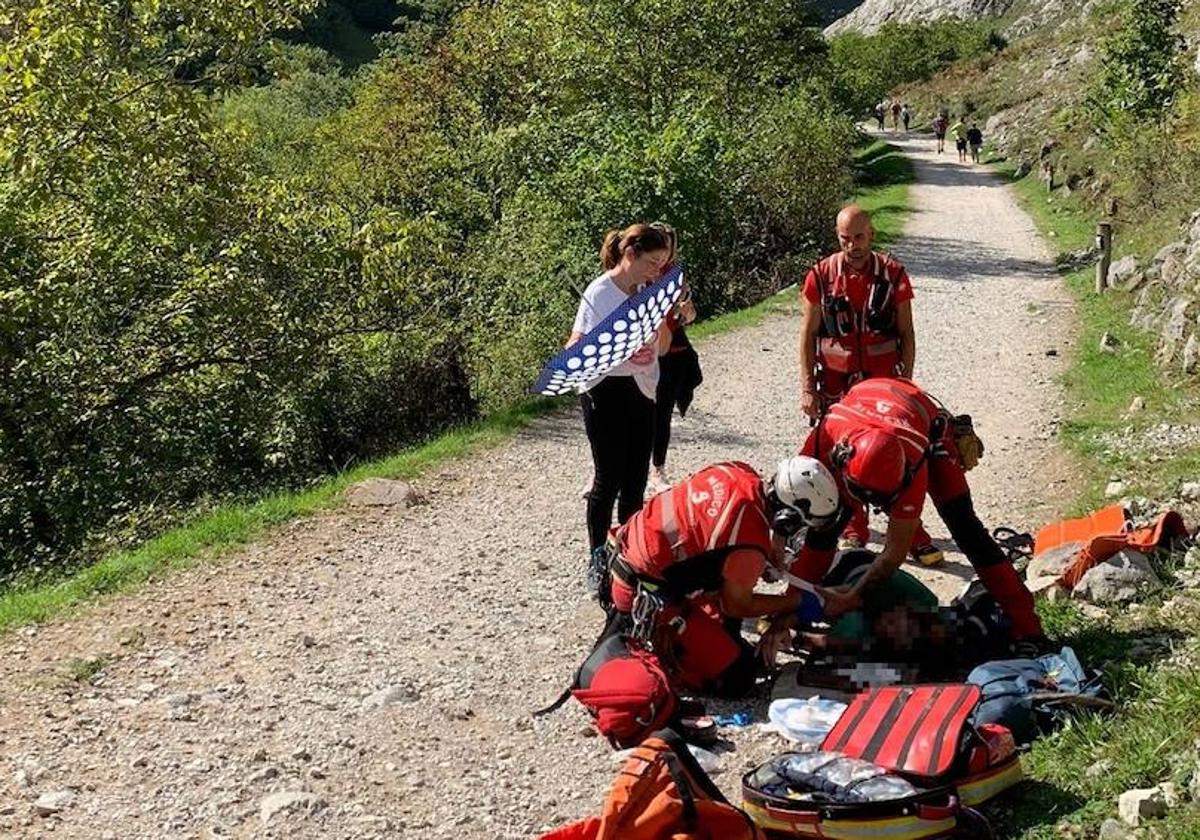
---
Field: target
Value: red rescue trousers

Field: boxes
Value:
[611,579,756,697]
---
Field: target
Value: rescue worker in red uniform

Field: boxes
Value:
[789,377,1044,650]
[799,205,942,567]
[608,458,839,697]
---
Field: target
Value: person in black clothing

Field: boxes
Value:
[967,123,984,164]
[570,224,674,570]
[648,224,702,493]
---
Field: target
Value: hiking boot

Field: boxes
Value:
[910,543,945,567]
[585,546,607,600]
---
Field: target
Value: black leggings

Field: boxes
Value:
[581,376,655,551]
[651,353,686,468]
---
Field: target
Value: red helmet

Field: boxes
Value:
[839,428,907,508]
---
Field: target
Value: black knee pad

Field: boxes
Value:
[711,645,758,699]
[934,493,1006,568]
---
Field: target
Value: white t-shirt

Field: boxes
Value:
[572,272,659,400]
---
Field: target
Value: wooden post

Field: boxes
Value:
[1095,221,1112,294]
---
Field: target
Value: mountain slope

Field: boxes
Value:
[825,0,1014,35]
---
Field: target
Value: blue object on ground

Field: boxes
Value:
[714,710,753,727]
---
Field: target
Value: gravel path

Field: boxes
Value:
[0,133,1075,839]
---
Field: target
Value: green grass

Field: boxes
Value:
[853,138,916,247]
[0,137,913,633]
[65,655,110,684]
[985,154,1200,840]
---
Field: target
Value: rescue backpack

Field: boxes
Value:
[535,630,680,749]
[538,729,765,840]
[743,685,1020,839]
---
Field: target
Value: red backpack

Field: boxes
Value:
[537,633,679,749]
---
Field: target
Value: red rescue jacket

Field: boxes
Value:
[618,462,772,596]
[813,252,905,379]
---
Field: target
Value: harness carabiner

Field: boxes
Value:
[630,584,666,647]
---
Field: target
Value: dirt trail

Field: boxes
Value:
[0,133,1074,839]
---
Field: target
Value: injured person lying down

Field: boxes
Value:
[763,548,1026,689]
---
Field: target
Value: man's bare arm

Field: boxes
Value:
[800,296,822,417]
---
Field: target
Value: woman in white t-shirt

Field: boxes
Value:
[569,223,673,564]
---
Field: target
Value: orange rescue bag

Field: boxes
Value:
[536,729,764,840]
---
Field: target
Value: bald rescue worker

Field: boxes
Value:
[799,205,941,566]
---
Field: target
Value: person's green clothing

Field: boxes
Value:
[949,122,965,142]
[828,569,938,641]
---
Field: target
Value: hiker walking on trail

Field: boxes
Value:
[648,223,702,495]
[789,377,1046,653]
[873,101,885,131]
[901,104,911,132]
[932,112,948,154]
[890,101,901,131]
[950,117,968,163]
[570,224,674,562]
[798,205,941,567]
[967,122,984,164]
[605,458,839,697]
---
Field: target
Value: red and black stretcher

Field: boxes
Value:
[743,684,1022,839]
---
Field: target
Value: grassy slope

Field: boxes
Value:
[893,14,1200,830]
[987,162,1200,839]
[0,136,914,633]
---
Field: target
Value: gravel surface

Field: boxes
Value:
[0,133,1076,838]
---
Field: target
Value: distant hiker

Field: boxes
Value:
[890,101,901,130]
[790,377,1046,654]
[873,101,885,130]
[647,223,701,494]
[901,104,911,132]
[798,205,941,568]
[570,224,674,580]
[932,112,948,154]
[967,123,984,163]
[605,458,839,696]
[950,118,968,163]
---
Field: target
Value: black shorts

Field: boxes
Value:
[935,131,946,140]
[956,139,968,151]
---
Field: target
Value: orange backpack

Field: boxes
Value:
[538,729,765,840]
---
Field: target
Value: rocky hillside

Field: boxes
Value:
[824,0,1013,35]
[1126,212,1200,376]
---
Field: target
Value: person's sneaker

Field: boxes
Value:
[838,534,865,551]
[648,466,672,495]
[910,543,945,567]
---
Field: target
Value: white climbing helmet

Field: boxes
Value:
[770,456,840,529]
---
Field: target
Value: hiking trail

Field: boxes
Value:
[0,133,1075,839]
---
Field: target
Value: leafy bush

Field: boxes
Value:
[1088,0,1188,132]
[0,0,874,575]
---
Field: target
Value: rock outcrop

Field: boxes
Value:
[825,0,1013,35]
[1128,212,1200,376]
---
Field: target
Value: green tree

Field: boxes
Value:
[1088,0,1187,131]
